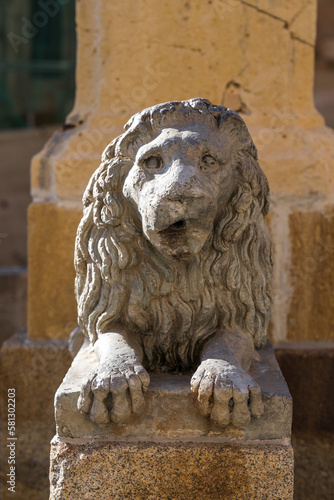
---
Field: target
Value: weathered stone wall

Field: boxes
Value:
[28,0,334,346]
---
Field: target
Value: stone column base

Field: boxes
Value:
[49,437,293,500]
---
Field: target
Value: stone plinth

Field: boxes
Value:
[51,342,293,499]
[49,438,294,500]
[55,341,292,440]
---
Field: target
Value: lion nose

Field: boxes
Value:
[164,163,203,202]
[152,163,205,232]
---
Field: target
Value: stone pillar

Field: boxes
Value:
[28,0,334,345]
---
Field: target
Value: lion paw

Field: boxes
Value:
[191,359,264,428]
[77,359,150,426]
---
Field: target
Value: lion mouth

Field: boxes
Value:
[152,217,211,259]
[157,218,190,257]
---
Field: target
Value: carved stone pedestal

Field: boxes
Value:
[50,342,294,499]
[50,438,293,500]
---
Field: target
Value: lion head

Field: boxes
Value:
[75,98,273,372]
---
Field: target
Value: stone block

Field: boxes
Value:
[88,0,320,127]
[287,209,334,341]
[0,333,72,500]
[31,129,115,201]
[28,202,81,340]
[55,341,292,440]
[49,438,294,500]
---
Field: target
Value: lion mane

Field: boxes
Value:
[74,99,273,372]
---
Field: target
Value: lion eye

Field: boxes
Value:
[200,154,219,172]
[143,155,162,172]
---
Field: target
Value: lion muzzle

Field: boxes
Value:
[144,195,216,259]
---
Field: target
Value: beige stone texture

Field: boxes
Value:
[28,0,334,345]
[287,209,334,341]
[0,333,72,500]
[49,438,294,500]
[28,203,81,339]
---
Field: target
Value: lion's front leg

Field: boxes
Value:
[191,330,264,428]
[77,331,150,426]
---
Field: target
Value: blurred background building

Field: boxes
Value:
[0,0,75,129]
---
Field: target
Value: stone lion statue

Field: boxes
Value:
[75,98,273,429]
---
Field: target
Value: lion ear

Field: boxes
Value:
[235,154,270,217]
[219,112,258,161]
[101,138,117,161]
[219,112,270,217]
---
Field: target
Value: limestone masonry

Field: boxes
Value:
[28,0,334,346]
